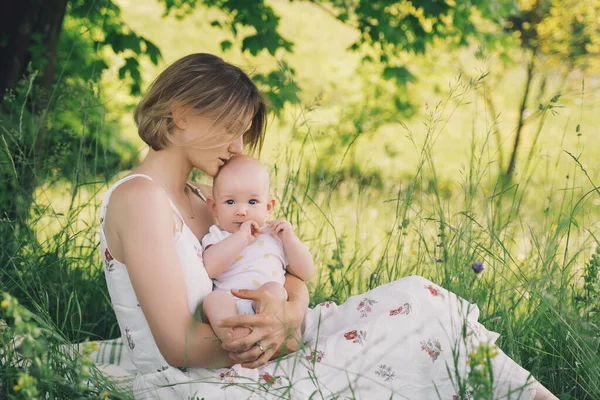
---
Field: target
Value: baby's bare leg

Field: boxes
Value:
[203,291,251,342]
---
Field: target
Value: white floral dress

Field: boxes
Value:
[101,175,536,399]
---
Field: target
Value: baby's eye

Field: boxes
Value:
[225,200,235,205]
[249,199,258,205]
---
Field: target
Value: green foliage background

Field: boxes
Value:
[1,0,600,398]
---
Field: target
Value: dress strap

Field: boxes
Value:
[186,182,207,202]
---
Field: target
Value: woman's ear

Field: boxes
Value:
[266,197,276,214]
[171,106,187,130]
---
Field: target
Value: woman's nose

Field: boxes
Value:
[228,135,244,155]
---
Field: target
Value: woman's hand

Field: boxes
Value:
[217,287,305,368]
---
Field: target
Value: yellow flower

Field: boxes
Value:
[1,299,8,308]
[13,384,21,392]
[100,391,111,400]
[91,341,100,352]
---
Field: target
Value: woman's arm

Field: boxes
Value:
[219,273,309,368]
[110,180,233,368]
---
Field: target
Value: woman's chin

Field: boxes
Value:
[195,164,219,177]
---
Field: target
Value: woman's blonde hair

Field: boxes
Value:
[134,53,267,154]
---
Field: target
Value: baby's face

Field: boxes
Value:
[211,159,273,233]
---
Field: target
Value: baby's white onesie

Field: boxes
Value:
[201,225,287,314]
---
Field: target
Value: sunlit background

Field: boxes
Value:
[1,0,599,398]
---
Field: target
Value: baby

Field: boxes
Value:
[201,155,314,342]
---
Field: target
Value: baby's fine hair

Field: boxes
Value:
[212,155,270,194]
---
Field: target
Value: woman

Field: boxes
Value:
[100,53,556,399]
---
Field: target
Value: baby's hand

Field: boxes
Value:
[239,220,262,245]
[268,219,294,239]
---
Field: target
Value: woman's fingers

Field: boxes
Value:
[218,312,256,329]
[228,343,264,364]
[222,334,258,352]
[241,346,274,369]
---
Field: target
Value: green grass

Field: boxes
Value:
[1,0,600,398]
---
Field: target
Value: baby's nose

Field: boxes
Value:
[236,206,247,216]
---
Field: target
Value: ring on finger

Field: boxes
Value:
[256,341,265,353]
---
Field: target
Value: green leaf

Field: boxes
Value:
[242,35,264,56]
[144,40,162,65]
[220,40,233,52]
[382,66,416,84]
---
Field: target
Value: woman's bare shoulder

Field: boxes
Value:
[109,177,172,222]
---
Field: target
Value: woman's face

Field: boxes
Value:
[176,113,250,177]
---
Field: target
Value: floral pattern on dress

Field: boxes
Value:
[389,302,412,316]
[104,248,115,272]
[420,338,442,362]
[260,372,282,386]
[319,301,334,308]
[193,244,202,259]
[305,350,325,363]
[344,330,367,345]
[453,390,474,400]
[424,284,445,298]
[125,327,135,350]
[465,319,486,338]
[219,368,240,385]
[357,297,378,319]
[374,364,396,381]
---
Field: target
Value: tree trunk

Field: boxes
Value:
[0,0,69,100]
[505,51,536,181]
[0,0,68,229]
